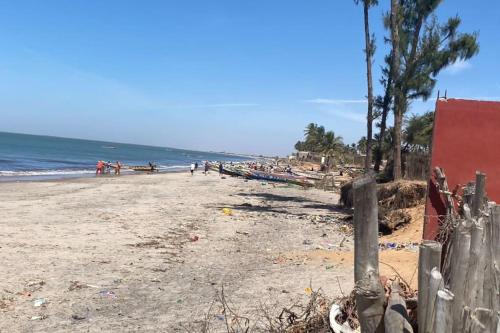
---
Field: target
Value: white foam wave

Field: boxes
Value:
[0,169,95,177]
[157,165,189,170]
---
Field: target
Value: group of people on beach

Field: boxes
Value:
[96,160,121,175]
[190,161,211,175]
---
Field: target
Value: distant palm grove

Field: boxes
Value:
[294,111,434,167]
[294,0,479,180]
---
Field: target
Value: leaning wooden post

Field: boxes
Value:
[384,280,414,333]
[418,240,442,331]
[433,289,454,333]
[353,176,385,333]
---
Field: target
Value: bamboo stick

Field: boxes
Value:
[353,176,384,333]
[418,240,442,331]
[433,289,454,333]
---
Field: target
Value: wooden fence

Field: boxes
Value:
[351,169,499,332]
[404,153,430,181]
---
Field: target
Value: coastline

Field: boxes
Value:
[0,167,190,183]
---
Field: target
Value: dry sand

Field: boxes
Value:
[0,172,419,332]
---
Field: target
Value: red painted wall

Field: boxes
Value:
[424,98,500,239]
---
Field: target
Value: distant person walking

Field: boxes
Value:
[190,163,195,175]
[115,161,121,175]
[218,162,223,176]
[204,162,209,175]
[195,162,198,170]
[96,160,104,175]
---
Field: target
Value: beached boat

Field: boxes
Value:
[245,170,314,186]
[129,165,158,172]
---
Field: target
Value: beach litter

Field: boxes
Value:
[68,280,99,291]
[26,280,45,289]
[33,298,47,307]
[302,239,313,245]
[0,296,15,311]
[378,241,418,251]
[189,235,199,242]
[30,315,48,321]
[98,290,116,298]
[222,208,233,216]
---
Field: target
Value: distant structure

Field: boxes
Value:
[424,98,500,239]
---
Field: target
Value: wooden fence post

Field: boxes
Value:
[418,240,442,331]
[471,171,486,217]
[481,205,499,314]
[353,176,384,333]
[491,205,500,313]
[451,230,472,332]
[423,268,443,333]
[433,289,454,333]
[465,221,485,310]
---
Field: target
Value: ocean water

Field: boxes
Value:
[0,132,250,180]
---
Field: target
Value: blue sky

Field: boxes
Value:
[0,0,499,155]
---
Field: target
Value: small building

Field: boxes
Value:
[424,98,500,239]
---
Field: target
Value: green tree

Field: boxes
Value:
[404,111,434,152]
[389,0,479,179]
[295,124,345,159]
[354,0,378,172]
[357,136,368,154]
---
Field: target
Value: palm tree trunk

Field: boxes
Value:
[390,0,402,180]
[363,1,374,172]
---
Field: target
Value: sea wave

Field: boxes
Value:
[156,164,189,170]
[0,169,95,177]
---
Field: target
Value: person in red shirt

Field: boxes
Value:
[96,160,104,175]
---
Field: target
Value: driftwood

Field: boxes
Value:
[353,176,384,333]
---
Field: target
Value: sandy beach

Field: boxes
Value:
[0,172,418,332]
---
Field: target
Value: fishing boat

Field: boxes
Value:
[129,165,158,172]
[245,169,314,187]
